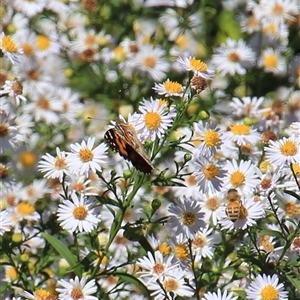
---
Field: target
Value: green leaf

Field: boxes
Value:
[114,272,151,298]
[259,229,283,239]
[286,272,300,293]
[41,233,81,276]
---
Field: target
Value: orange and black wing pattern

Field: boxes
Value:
[104,118,154,174]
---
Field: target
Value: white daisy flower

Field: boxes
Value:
[136,250,179,284]
[176,56,214,79]
[224,123,260,146]
[229,96,265,118]
[20,289,55,300]
[57,193,99,233]
[222,159,260,193]
[0,112,20,153]
[201,289,238,300]
[0,210,13,235]
[148,268,194,300]
[38,147,70,182]
[152,79,184,97]
[265,137,300,168]
[12,0,47,18]
[246,273,288,300]
[211,38,255,76]
[192,226,219,263]
[0,32,23,64]
[258,48,286,75]
[167,196,206,239]
[130,44,170,81]
[192,156,227,194]
[0,79,27,106]
[192,121,225,158]
[130,97,176,142]
[66,137,108,177]
[56,276,98,300]
[218,195,265,230]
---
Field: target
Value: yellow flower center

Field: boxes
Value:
[17,202,35,216]
[22,43,34,56]
[205,197,220,211]
[285,202,299,216]
[181,211,196,226]
[259,161,273,173]
[144,111,162,130]
[164,80,183,93]
[259,236,274,253]
[73,206,88,220]
[204,130,220,147]
[264,23,277,35]
[230,124,251,135]
[85,34,97,47]
[153,263,165,275]
[158,242,171,255]
[55,156,67,169]
[164,277,179,293]
[36,35,51,51]
[291,163,300,176]
[1,35,18,52]
[260,285,279,300]
[143,56,156,68]
[6,266,18,281]
[189,57,208,72]
[203,164,219,179]
[279,140,297,157]
[174,243,189,260]
[19,151,36,168]
[264,54,278,68]
[272,3,284,16]
[71,287,84,300]
[34,289,53,300]
[175,34,188,48]
[113,46,126,62]
[79,148,94,162]
[230,170,245,187]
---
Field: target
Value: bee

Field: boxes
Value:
[225,189,246,222]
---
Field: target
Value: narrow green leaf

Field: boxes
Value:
[259,229,283,239]
[114,272,150,298]
[42,233,81,276]
[286,272,300,293]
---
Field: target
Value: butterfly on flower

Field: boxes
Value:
[104,117,154,173]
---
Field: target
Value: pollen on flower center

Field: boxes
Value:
[0,124,9,137]
[71,287,84,299]
[264,55,278,68]
[153,263,165,275]
[37,97,50,110]
[37,35,50,51]
[204,130,220,147]
[6,266,18,281]
[164,278,179,292]
[272,3,284,16]
[181,211,196,226]
[79,148,94,162]
[1,36,18,52]
[34,289,52,300]
[164,80,183,93]
[190,57,208,72]
[203,164,219,179]
[23,43,34,56]
[174,244,189,260]
[231,124,251,135]
[144,111,162,130]
[55,157,67,170]
[285,202,298,216]
[144,56,156,68]
[158,242,171,255]
[260,285,278,300]
[192,236,206,247]
[205,197,220,211]
[260,178,272,190]
[17,202,35,215]
[228,52,240,62]
[230,170,245,187]
[73,206,88,220]
[280,140,297,156]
